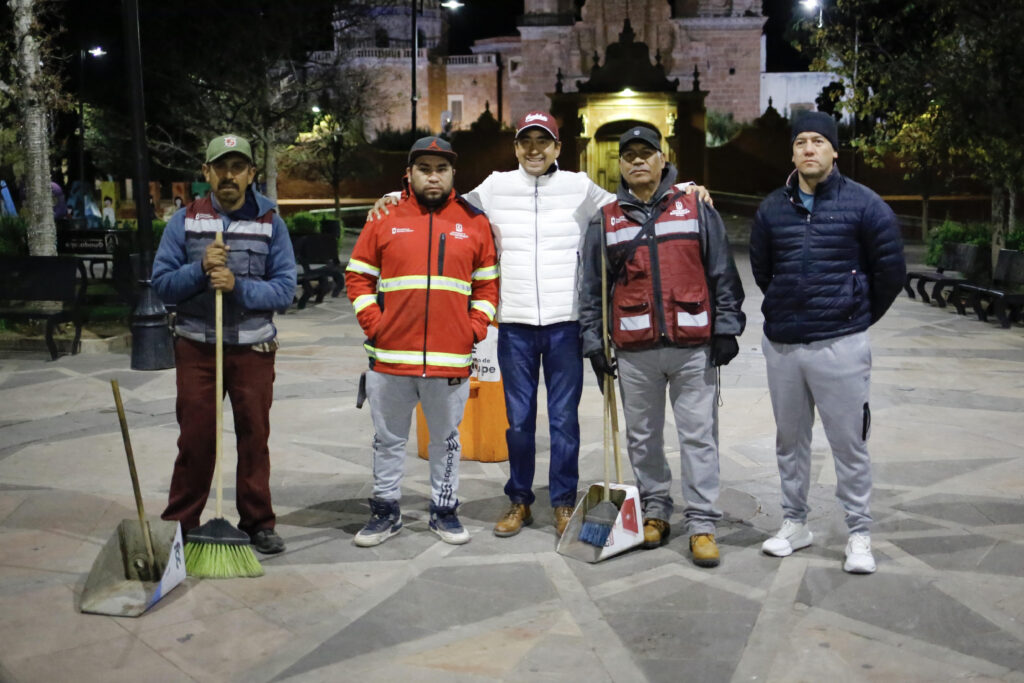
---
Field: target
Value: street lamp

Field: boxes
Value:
[800,0,823,28]
[76,46,106,226]
[410,0,462,134]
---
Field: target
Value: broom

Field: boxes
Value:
[184,232,264,578]
[579,229,621,547]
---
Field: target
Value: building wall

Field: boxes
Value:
[339,0,766,138]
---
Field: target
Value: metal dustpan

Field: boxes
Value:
[80,380,187,617]
[556,482,644,563]
[80,518,186,617]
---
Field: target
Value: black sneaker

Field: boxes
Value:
[429,502,470,545]
[354,498,402,547]
[250,528,285,554]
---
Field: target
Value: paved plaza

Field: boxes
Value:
[0,244,1022,682]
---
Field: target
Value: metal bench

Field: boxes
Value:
[904,242,990,307]
[0,256,88,359]
[951,249,1024,328]
[293,233,345,309]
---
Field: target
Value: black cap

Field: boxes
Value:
[791,111,839,150]
[619,125,662,154]
[408,136,457,164]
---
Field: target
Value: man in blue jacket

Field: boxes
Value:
[152,134,297,555]
[749,112,906,574]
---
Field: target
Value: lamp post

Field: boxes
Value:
[800,0,823,28]
[76,46,106,225]
[410,0,462,134]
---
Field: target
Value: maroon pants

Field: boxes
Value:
[161,337,277,535]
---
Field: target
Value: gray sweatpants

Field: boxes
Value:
[762,331,873,534]
[617,345,721,534]
[365,371,469,508]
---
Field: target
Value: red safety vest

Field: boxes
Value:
[602,191,711,350]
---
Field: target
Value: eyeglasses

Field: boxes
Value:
[210,159,252,176]
[620,148,659,163]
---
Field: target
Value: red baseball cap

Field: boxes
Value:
[515,110,559,141]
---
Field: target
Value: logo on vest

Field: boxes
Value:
[391,226,414,235]
[669,201,691,217]
[449,222,469,239]
[195,213,215,220]
[610,215,631,226]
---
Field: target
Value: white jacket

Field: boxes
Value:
[463,166,614,325]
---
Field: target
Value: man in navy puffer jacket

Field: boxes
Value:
[749,112,906,575]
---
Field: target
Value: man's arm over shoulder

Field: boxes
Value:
[700,203,745,337]
[862,193,907,323]
[152,211,205,305]
[345,216,385,338]
[468,214,499,342]
[578,211,608,358]
[460,172,494,212]
[232,214,297,312]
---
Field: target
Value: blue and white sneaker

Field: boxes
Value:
[354,498,402,547]
[429,502,470,545]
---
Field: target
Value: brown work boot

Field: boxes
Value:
[642,518,670,549]
[690,533,720,568]
[553,506,574,537]
[494,503,533,537]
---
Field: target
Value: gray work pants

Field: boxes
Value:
[365,371,469,508]
[617,345,721,534]
[762,331,873,534]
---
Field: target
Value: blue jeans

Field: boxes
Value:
[498,322,583,507]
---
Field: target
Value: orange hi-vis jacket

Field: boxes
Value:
[346,188,499,378]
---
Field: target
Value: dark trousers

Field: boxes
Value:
[161,337,277,535]
[498,322,583,507]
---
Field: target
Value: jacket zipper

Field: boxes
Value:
[423,211,434,376]
[438,232,446,275]
[533,177,541,325]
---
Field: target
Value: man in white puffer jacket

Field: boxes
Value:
[372,110,706,539]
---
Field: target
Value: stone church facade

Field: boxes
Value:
[338,0,765,138]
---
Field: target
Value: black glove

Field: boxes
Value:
[588,353,618,393]
[709,335,739,367]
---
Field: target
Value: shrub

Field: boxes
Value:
[1005,228,1024,252]
[925,219,990,266]
[0,216,28,256]
[285,211,320,235]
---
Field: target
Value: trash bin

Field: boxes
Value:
[416,324,508,462]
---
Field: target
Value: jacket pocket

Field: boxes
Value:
[228,241,270,277]
[612,295,657,348]
[669,285,711,344]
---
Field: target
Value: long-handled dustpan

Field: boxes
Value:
[80,380,186,617]
[556,233,644,564]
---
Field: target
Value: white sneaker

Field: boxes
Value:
[761,519,813,557]
[843,533,877,574]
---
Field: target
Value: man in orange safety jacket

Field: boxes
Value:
[345,136,499,547]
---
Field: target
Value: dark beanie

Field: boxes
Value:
[791,111,839,150]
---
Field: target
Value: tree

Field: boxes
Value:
[4,0,60,255]
[812,0,1024,259]
[132,1,377,199]
[279,66,379,222]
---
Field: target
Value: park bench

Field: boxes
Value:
[293,233,345,310]
[950,249,1024,328]
[904,242,990,307]
[0,255,88,360]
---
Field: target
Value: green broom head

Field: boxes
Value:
[185,518,264,578]
[578,500,618,547]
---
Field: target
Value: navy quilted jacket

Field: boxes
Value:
[749,168,906,343]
